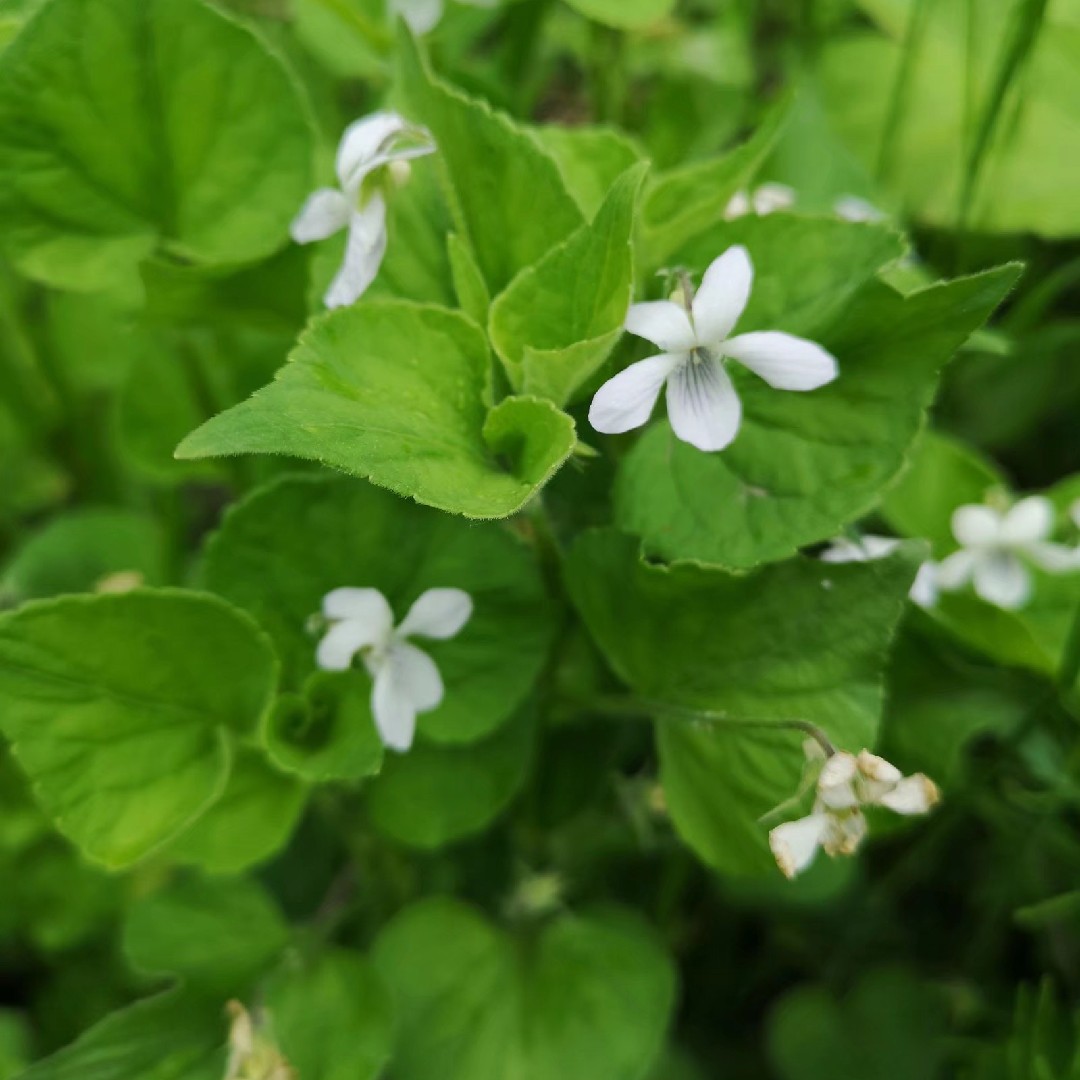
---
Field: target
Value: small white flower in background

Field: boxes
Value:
[769,747,939,880]
[390,0,497,34]
[936,496,1078,610]
[834,194,886,223]
[589,245,838,452]
[724,182,796,220]
[290,112,435,309]
[315,586,472,752]
[818,534,939,607]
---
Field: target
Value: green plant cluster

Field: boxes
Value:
[1,0,1080,1077]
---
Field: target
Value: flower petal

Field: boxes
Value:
[290,188,351,244]
[822,809,867,856]
[951,504,1001,548]
[391,641,444,712]
[324,196,388,309]
[909,562,938,608]
[323,587,394,631]
[690,245,753,344]
[877,774,939,815]
[371,663,417,752]
[589,353,684,435]
[665,357,742,452]
[834,194,885,222]
[1026,542,1080,573]
[769,813,829,879]
[399,588,473,640]
[316,620,376,672]
[723,190,751,220]
[820,535,899,564]
[336,112,408,191]
[390,0,445,33]
[936,549,976,590]
[973,551,1032,610]
[751,183,796,215]
[624,301,697,352]
[1000,495,1053,546]
[817,752,859,809]
[723,331,838,391]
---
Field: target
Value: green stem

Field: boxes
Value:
[569,694,837,756]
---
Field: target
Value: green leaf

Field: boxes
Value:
[175,301,577,519]
[881,628,1036,782]
[372,898,676,1080]
[396,32,582,297]
[615,254,1019,569]
[559,0,674,29]
[163,747,306,874]
[14,991,224,1080]
[201,473,555,743]
[123,875,289,995]
[446,231,490,324]
[489,164,646,408]
[0,590,278,868]
[0,509,166,604]
[767,969,946,1080]
[367,706,534,848]
[639,97,789,268]
[266,675,384,782]
[0,0,314,294]
[879,428,1007,551]
[533,125,644,218]
[565,529,918,874]
[265,950,394,1080]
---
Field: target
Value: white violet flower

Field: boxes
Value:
[390,0,497,35]
[724,182,796,219]
[290,112,435,309]
[819,534,939,607]
[834,194,886,223]
[589,245,839,452]
[315,586,472,752]
[769,748,939,880]
[936,496,1078,610]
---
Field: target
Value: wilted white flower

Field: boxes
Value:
[936,496,1078,610]
[225,1002,294,1080]
[589,246,838,452]
[819,534,939,607]
[769,748,939,879]
[834,194,886,223]
[291,112,435,309]
[315,586,472,752]
[724,183,796,219]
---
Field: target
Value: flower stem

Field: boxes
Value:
[570,693,837,756]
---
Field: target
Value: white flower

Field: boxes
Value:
[819,534,939,607]
[589,246,838,452]
[724,183,796,219]
[769,749,939,879]
[834,194,886,223]
[291,112,435,309]
[315,586,472,752]
[390,0,497,34]
[936,496,1078,610]
[819,535,900,563]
